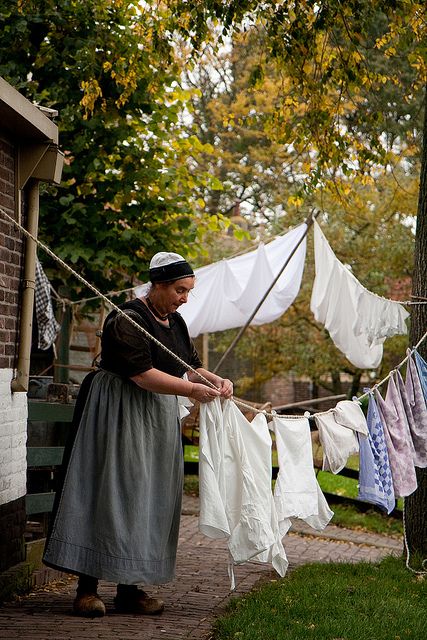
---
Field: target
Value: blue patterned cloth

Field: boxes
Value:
[358,393,395,514]
[414,349,427,404]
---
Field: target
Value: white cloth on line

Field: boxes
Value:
[354,291,409,347]
[198,396,229,539]
[198,398,288,581]
[137,224,307,338]
[313,401,368,474]
[333,400,369,436]
[273,415,334,535]
[310,221,409,369]
[405,351,427,468]
[314,411,360,474]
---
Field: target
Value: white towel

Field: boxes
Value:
[310,221,408,368]
[273,415,333,534]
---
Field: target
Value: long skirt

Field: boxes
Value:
[43,370,183,585]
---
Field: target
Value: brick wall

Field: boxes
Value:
[0,134,28,573]
[0,136,22,369]
[0,497,26,572]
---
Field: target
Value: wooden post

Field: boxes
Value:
[54,286,71,384]
[202,333,209,369]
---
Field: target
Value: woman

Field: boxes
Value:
[43,252,233,617]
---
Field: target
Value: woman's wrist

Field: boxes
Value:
[187,381,195,396]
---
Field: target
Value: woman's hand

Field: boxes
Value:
[217,378,233,399]
[190,383,221,404]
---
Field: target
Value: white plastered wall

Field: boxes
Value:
[0,368,27,506]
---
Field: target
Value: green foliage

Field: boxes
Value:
[186,15,423,392]
[0,0,232,297]
[213,557,427,640]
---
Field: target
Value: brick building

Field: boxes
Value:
[0,77,62,600]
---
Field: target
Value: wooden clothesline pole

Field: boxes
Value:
[213,210,319,374]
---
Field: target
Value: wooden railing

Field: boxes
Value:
[26,399,401,526]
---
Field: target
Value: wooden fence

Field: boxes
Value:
[26,398,401,536]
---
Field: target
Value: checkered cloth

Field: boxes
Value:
[375,378,417,498]
[414,349,427,404]
[35,257,60,350]
[406,352,427,468]
[358,393,395,515]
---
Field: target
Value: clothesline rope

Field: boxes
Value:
[357,327,427,402]
[46,226,302,308]
[2,204,427,420]
[0,206,217,391]
[2,205,323,417]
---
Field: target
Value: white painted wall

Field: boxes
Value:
[0,368,27,506]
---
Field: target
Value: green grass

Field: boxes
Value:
[328,503,402,536]
[212,556,427,640]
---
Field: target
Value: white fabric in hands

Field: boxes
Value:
[198,399,288,579]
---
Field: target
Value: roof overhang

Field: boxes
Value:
[0,76,63,187]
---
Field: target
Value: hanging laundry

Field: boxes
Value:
[198,399,288,581]
[354,293,409,347]
[405,351,427,468]
[374,378,417,498]
[310,221,408,369]
[414,349,427,404]
[358,393,395,515]
[313,400,367,475]
[273,415,333,534]
[333,400,369,435]
[35,257,60,350]
[198,397,229,540]
[135,224,307,337]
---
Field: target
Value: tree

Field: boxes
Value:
[183,25,418,400]
[177,0,427,562]
[0,0,229,297]
[406,84,427,562]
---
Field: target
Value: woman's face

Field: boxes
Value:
[155,277,195,313]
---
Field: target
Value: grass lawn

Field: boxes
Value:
[212,556,427,640]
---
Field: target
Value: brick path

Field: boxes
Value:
[0,496,402,640]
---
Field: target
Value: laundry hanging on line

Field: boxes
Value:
[35,257,61,350]
[134,223,308,338]
[310,220,409,369]
[313,400,368,474]
[374,378,417,498]
[272,414,334,536]
[198,397,333,586]
[358,393,396,515]
[405,350,427,467]
[199,398,289,585]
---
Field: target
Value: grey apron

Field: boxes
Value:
[43,370,183,584]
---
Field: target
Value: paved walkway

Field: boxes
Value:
[0,496,402,640]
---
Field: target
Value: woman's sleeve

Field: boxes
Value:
[104,311,153,376]
[189,341,203,370]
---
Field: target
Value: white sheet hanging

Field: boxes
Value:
[168,224,307,337]
[198,399,288,581]
[273,416,334,535]
[310,221,408,369]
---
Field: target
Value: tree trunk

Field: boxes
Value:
[405,83,427,564]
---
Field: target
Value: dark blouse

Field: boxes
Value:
[99,298,202,378]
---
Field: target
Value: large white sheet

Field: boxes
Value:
[177,223,307,337]
[310,221,409,369]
